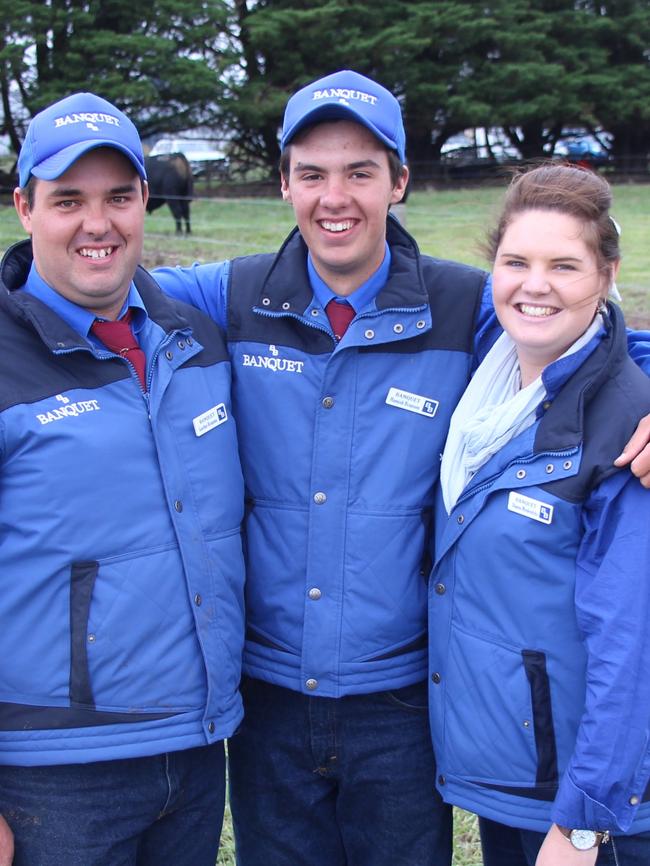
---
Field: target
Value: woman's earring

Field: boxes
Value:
[597,298,608,314]
[608,281,621,301]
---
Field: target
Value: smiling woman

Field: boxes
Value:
[486,165,620,387]
[430,164,650,866]
[491,208,617,386]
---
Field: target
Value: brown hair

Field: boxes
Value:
[20,176,37,209]
[486,163,620,272]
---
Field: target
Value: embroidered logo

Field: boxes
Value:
[385,387,439,418]
[312,88,378,107]
[54,111,121,130]
[507,492,554,525]
[36,395,101,425]
[241,347,304,374]
[193,403,228,437]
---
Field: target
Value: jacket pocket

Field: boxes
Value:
[443,625,540,785]
[419,506,433,581]
[69,561,99,708]
[521,649,559,787]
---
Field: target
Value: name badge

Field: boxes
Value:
[507,491,553,525]
[385,387,439,418]
[193,403,228,437]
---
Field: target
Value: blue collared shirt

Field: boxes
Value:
[22,263,147,343]
[307,243,392,315]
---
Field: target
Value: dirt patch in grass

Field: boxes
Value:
[626,314,650,330]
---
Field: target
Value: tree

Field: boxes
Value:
[580,0,650,163]
[222,0,507,169]
[0,0,232,158]
[220,0,616,169]
[222,0,403,173]
[2,0,647,173]
[439,0,610,159]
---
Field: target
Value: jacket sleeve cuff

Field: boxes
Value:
[551,771,639,833]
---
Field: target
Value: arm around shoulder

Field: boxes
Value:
[617,327,650,484]
[153,260,231,330]
[614,412,650,485]
[472,274,502,364]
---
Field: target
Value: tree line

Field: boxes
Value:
[0,0,648,175]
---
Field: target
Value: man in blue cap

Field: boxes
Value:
[155,68,497,865]
[0,93,246,865]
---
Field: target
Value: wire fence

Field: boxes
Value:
[1,155,647,207]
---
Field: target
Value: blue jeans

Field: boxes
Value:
[0,743,226,866]
[479,816,650,866]
[228,677,452,866]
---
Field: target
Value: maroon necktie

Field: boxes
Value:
[326,299,355,341]
[91,309,147,391]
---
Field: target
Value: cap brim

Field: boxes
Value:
[282,104,398,156]
[30,140,147,183]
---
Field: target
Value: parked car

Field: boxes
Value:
[552,131,611,167]
[440,130,520,163]
[148,138,229,177]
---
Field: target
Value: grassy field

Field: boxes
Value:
[1,181,647,320]
[151,182,649,327]
[0,181,647,865]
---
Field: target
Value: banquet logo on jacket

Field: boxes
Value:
[242,346,305,374]
[36,395,101,425]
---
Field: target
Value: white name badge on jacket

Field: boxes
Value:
[507,491,554,525]
[386,387,439,418]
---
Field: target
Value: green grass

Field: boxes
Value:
[405,184,650,328]
[150,182,647,327]
[1,182,648,865]
[1,183,648,325]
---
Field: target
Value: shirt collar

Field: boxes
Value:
[307,242,392,314]
[22,263,147,338]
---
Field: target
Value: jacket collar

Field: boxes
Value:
[0,239,191,350]
[255,215,429,314]
[534,302,626,453]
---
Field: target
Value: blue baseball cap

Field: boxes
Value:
[281,70,406,163]
[18,92,147,187]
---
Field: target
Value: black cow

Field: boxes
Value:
[144,153,193,234]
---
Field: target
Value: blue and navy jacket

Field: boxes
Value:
[156,219,489,697]
[429,303,650,834]
[0,241,246,766]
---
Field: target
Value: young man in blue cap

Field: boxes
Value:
[155,69,494,865]
[0,93,246,865]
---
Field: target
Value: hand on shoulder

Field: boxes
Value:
[615,412,650,487]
